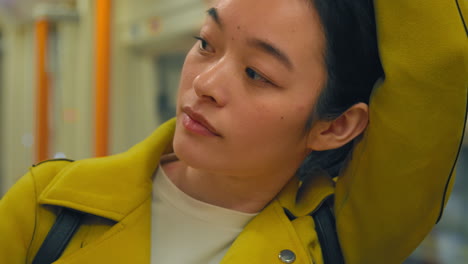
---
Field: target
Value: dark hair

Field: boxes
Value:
[297,0,384,179]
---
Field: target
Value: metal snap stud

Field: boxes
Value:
[279,249,296,263]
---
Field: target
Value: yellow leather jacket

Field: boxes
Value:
[0,0,466,263]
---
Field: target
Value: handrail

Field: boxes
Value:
[95,0,112,157]
[35,19,49,163]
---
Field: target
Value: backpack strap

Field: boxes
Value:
[311,196,345,264]
[32,208,84,264]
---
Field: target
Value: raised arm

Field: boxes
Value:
[335,0,467,263]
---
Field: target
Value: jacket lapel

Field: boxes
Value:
[221,174,335,264]
[221,200,311,264]
[36,119,175,264]
[38,119,176,221]
[54,198,152,264]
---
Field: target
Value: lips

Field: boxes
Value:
[182,106,221,137]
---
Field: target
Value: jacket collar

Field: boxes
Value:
[38,119,176,221]
[277,170,335,217]
[38,118,334,221]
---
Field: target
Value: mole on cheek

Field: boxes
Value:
[237,25,241,30]
[281,116,284,120]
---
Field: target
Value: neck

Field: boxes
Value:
[162,160,293,214]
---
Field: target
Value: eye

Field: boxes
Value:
[245,68,270,83]
[193,36,213,53]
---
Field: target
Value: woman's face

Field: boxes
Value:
[173,0,326,179]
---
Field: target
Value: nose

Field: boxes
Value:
[193,58,230,107]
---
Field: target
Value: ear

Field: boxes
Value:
[307,103,369,151]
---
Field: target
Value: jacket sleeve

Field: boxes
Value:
[335,1,467,263]
[0,171,37,263]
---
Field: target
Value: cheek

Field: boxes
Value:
[179,59,196,90]
[177,54,199,106]
[178,48,203,89]
[232,100,311,143]
[224,102,312,171]
[258,101,311,126]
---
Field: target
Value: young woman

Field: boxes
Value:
[1,0,466,263]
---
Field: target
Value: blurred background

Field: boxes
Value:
[0,0,466,263]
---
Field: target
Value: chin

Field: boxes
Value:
[173,126,218,172]
[173,132,246,177]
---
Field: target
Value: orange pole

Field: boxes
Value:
[95,0,111,157]
[35,19,49,163]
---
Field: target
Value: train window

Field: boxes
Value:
[156,53,185,122]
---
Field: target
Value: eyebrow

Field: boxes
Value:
[248,38,294,72]
[207,7,293,72]
[207,8,222,28]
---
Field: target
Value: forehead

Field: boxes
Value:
[208,0,325,69]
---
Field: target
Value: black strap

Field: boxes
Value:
[311,196,345,264]
[32,208,84,264]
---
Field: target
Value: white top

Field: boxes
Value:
[151,165,257,264]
